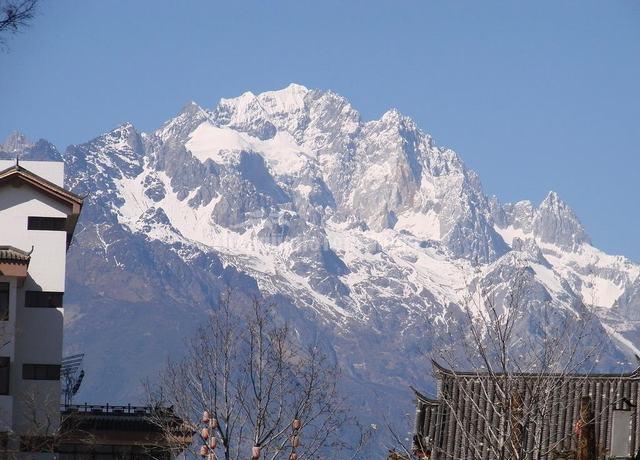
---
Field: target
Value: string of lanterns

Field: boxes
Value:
[199,410,219,459]
[198,410,302,460]
[290,417,301,460]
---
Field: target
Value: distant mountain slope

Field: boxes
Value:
[2,84,640,441]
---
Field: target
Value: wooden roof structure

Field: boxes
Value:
[0,246,31,263]
[413,360,640,459]
[57,404,192,459]
[0,245,31,282]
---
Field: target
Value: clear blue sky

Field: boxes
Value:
[1,1,638,261]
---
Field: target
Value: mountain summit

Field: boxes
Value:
[4,85,639,439]
[1,131,33,153]
[533,191,590,250]
[0,131,62,162]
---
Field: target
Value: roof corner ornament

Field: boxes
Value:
[27,245,34,256]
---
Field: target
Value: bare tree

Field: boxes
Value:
[148,291,359,460]
[0,0,37,45]
[413,267,619,460]
[385,419,425,460]
[0,386,100,460]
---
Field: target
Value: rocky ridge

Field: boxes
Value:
[2,85,640,439]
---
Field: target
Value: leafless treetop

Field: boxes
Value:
[0,0,38,44]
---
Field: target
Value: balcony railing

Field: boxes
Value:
[61,403,153,415]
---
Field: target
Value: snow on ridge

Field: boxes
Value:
[494,225,529,246]
[257,83,309,114]
[100,83,640,357]
[601,322,640,357]
[185,123,252,164]
[541,241,638,309]
[112,161,477,325]
[394,210,442,241]
[494,222,639,310]
[185,121,313,175]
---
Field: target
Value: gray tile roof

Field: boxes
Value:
[0,246,31,263]
[414,361,640,459]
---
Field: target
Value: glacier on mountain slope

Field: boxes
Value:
[2,84,640,444]
[122,84,637,321]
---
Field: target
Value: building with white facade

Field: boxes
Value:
[0,159,82,453]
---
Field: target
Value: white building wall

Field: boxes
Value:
[0,276,17,359]
[0,161,70,440]
[0,161,64,187]
[0,276,16,432]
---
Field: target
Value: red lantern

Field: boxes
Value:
[251,446,261,459]
[209,437,217,449]
[289,454,299,460]
[199,445,209,457]
[292,419,301,430]
[291,435,300,448]
[202,410,210,424]
[201,427,210,440]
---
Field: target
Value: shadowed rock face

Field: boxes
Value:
[1,131,33,154]
[498,192,590,252]
[0,132,62,162]
[533,191,591,250]
[3,85,639,453]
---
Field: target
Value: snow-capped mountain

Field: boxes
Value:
[3,84,640,436]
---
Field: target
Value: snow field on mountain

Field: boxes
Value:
[8,84,640,418]
[186,122,312,175]
[106,84,640,354]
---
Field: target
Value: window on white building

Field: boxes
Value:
[27,216,67,231]
[22,364,61,380]
[24,291,63,308]
[0,283,8,320]
[0,357,9,395]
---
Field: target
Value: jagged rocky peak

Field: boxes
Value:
[532,191,590,250]
[0,131,63,162]
[188,84,359,151]
[156,101,209,144]
[176,85,505,263]
[257,84,311,136]
[110,122,140,144]
[181,100,202,115]
[305,89,360,133]
[496,192,590,252]
[214,90,275,140]
[364,107,470,183]
[257,83,309,116]
[212,84,311,140]
[27,83,640,439]
[502,200,535,232]
[95,122,145,158]
[1,131,34,154]
[58,84,541,266]
[379,107,405,123]
[64,122,145,192]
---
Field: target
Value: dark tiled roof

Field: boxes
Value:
[430,358,640,379]
[59,404,193,448]
[0,245,31,263]
[415,362,640,459]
